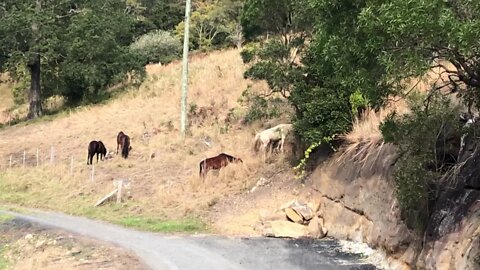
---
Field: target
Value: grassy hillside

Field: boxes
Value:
[0,49,296,232]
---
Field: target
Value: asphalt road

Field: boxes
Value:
[0,209,378,270]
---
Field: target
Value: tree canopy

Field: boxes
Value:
[241,0,480,231]
[0,0,145,117]
[241,0,480,143]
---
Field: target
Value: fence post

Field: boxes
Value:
[9,155,12,168]
[116,180,123,203]
[50,146,54,164]
[22,150,26,168]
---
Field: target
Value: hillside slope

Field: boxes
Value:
[0,49,296,230]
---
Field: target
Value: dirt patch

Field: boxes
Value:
[208,160,303,236]
[0,218,146,270]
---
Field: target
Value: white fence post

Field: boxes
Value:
[9,155,12,168]
[50,146,54,164]
[22,150,26,168]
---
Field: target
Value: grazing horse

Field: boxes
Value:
[199,153,243,178]
[254,124,293,158]
[117,131,132,158]
[87,140,107,165]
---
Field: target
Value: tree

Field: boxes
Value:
[358,0,480,112]
[240,0,316,127]
[176,0,245,50]
[127,0,185,35]
[0,0,145,116]
[130,30,182,65]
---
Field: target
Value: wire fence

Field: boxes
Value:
[2,146,98,182]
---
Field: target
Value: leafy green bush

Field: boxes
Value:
[238,87,285,123]
[290,83,354,144]
[130,30,182,64]
[380,93,462,231]
[240,43,259,64]
[349,89,368,116]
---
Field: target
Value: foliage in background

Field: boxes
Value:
[0,0,146,111]
[243,0,480,232]
[380,93,463,231]
[240,0,314,133]
[130,30,182,65]
[238,87,285,123]
[126,0,185,35]
[9,64,30,105]
[175,0,244,50]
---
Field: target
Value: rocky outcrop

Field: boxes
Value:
[308,141,480,269]
[419,143,480,270]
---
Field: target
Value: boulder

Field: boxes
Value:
[266,220,309,238]
[307,216,327,238]
[259,209,287,222]
[285,208,304,224]
[291,203,314,221]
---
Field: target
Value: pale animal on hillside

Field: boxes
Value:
[254,124,293,159]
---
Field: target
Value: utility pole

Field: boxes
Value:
[180,0,192,139]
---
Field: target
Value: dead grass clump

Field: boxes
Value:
[334,108,398,182]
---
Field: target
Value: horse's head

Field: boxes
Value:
[235,158,243,163]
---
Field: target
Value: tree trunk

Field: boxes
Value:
[27,54,42,119]
[27,0,43,119]
[234,22,243,49]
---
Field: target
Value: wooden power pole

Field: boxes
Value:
[180,0,192,139]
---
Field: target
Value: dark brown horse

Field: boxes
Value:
[87,140,107,165]
[116,131,131,158]
[199,153,243,178]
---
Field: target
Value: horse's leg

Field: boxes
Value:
[116,143,119,155]
[261,143,267,162]
[96,153,99,163]
[280,135,285,153]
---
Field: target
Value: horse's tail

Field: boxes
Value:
[253,133,261,152]
[122,136,130,158]
[199,161,204,178]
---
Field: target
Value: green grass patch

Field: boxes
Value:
[118,216,207,233]
[0,213,13,223]
[0,246,10,270]
[0,168,209,235]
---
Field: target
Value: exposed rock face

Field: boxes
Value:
[309,142,480,269]
[419,143,480,270]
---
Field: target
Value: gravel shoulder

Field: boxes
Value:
[0,217,146,270]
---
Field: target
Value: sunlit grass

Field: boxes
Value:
[118,216,206,233]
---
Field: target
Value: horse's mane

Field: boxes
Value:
[219,153,235,160]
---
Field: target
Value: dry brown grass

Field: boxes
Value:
[0,49,295,228]
[0,74,14,111]
[334,62,458,179]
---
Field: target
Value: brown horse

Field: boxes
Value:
[199,153,243,178]
[116,131,132,158]
[87,140,107,165]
